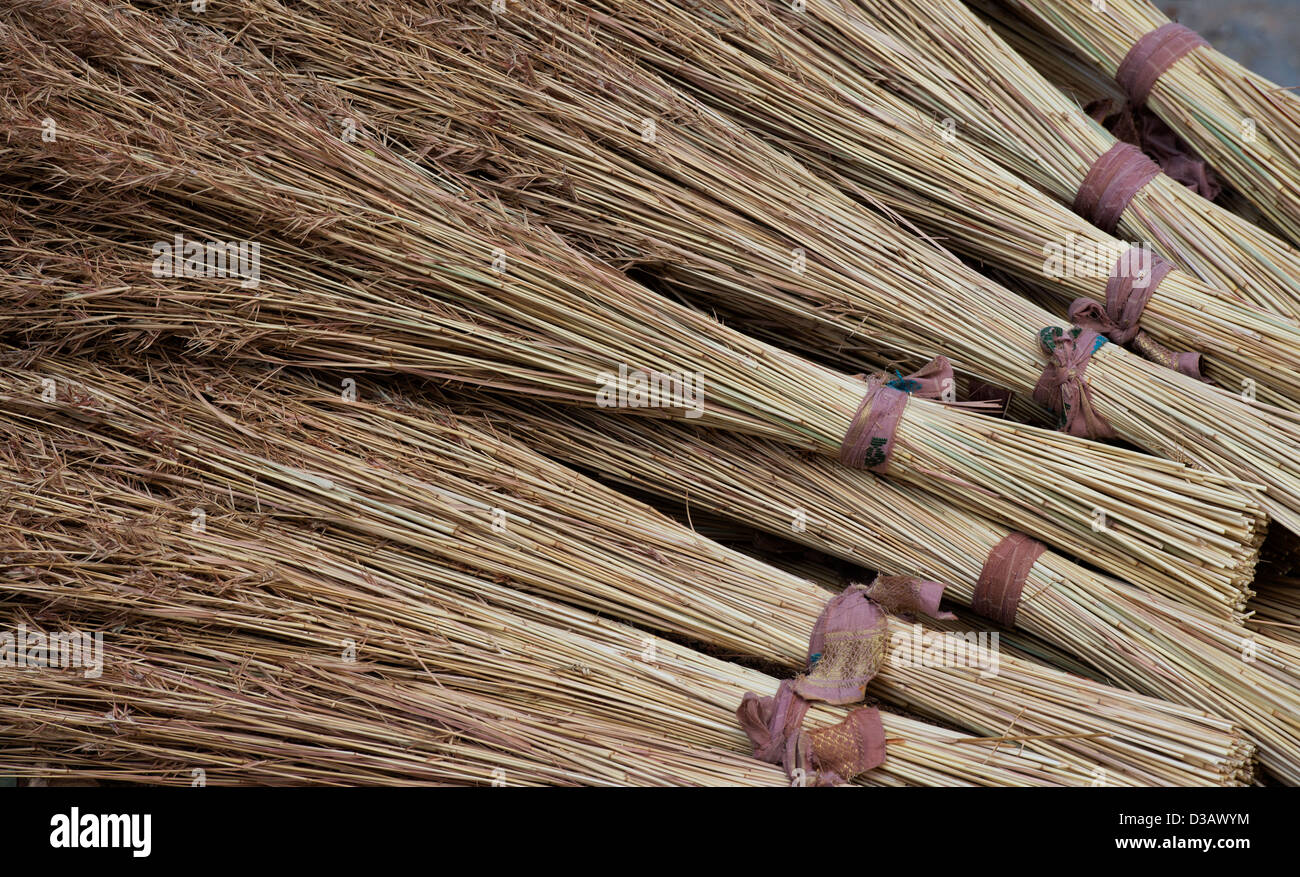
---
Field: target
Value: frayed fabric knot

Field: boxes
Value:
[1033,327,1117,440]
[737,575,953,786]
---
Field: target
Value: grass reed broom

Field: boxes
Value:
[429,390,1300,782]
[3,204,1268,624]
[973,5,1279,237]
[552,0,1300,409]
[44,0,1300,531]
[0,615,801,787]
[641,508,1109,684]
[980,0,1300,247]
[0,209,1265,610]
[744,0,1300,320]
[464,390,1258,622]
[0,35,1273,608]
[165,0,1300,410]
[0,406,1156,787]
[0,350,1257,785]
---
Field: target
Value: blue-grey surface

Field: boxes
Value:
[1165,0,1299,85]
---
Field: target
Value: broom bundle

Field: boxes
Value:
[973,8,1274,236]
[546,0,1300,408]
[739,0,1300,320]
[455,394,1256,621]
[40,0,1300,535]
[0,613,803,787]
[0,9,1273,607]
[2,485,1070,788]
[435,391,1300,782]
[0,349,1260,785]
[152,0,1300,411]
[734,535,1109,684]
[981,0,1300,247]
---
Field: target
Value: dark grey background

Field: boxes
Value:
[1166,0,1299,85]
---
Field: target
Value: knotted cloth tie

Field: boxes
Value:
[1066,250,1204,380]
[736,681,885,786]
[1116,23,1209,107]
[1085,99,1220,199]
[972,533,1047,628]
[737,577,952,786]
[1033,327,1116,439]
[1073,142,1162,234]
[840,356,953,472]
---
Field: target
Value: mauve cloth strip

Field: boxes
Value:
[972,533,1047,628]
[1116,23,1209,107]
[840,356,953,472]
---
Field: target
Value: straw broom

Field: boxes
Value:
[3,204,1267,627]
[635,507,1110,684]
[980,0,1300,247]
[743,0,1300,320]
[0,616,797,787]
[0,608,1090,788]
[0,368,1255,787]
[0,410,1157,788]
[0,3,1274,789]
[544,0,1300,409]
[427,390,1300,782]
[0,351,1258,785]
[159,0,1300,411]
[463,388,1259,622]
[0,231,1262,619]
[0,34,1272,606]
[973,5,1279,237]
[47,0,1300,534]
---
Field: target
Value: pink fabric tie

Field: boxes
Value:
[1067,249,1203,380]
[737,576,953,785]
[1033,327,1117,439]
[1073,142,1162,234]
[972,533,1047,628]
[1116,23,1209,106]
[840,356,953,472]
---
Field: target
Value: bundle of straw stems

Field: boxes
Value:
[676,294,1056,429]
[0,201,1265,610]
[981,0,1300,247]
[973,6,1278,236]
[542,0,1300,409]
[746,0,1300,320]
[1248,578,1300,650]
[438,392,1300,782]
[0,351,1258,786]
[0,10,1271,606]
[1,488,1077,787]
[651,509,1108,684]
[153,0,1300,411]
[0,614,795,787]
[58,0,1300,532]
